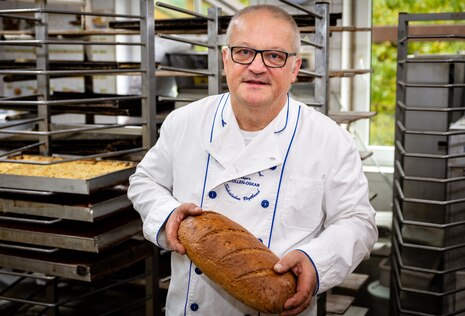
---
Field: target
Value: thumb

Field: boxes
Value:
[274,255,296,274]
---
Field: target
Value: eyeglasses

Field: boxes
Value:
[229,46,297,68]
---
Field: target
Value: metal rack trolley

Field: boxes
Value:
[0,1,162,315]
[392,11,465,316]
[0,0,156,157]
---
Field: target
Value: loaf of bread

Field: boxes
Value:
[178,211,296,313]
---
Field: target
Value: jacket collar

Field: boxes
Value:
[205,94,294,189]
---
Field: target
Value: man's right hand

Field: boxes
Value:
[165,203,203,254]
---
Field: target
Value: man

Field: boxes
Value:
[128,5,378,316]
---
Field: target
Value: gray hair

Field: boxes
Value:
[225,5,301,53]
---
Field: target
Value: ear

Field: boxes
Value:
[222,47,229,66]
[291,57,302,83]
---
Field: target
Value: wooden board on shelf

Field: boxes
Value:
[335,273,370,293]
[326,293,355,315]
[328,306,369,316]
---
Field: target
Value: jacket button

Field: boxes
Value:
[261,200,270,208]
[270,166,277,170]
[190,303,199,311]
[195,267,202,275]
[208,191,217,199]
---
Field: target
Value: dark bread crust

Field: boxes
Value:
[178,211,297,313]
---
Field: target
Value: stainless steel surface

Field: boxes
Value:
[0,241,58,253]
[0,239,153,282]
[300,37,323,49]
[0,264,153,315]
[0,210,141,253]
[276,0,330,113]
[157,33,213,48]
[393,12,465,316]
[0,7,143,19]
[140,0,157,149]
[314,2,330,115]
[156,1,212,20]
[298,69,323,78]
[0,95,143,107]
[0,186,131,222]
[0,1,159,314]
[208,7,222,95]
[278,0,322,18]
[35,0,50,156]
[0,68,145,76]
[0,215,62,224]
[0,39,145,46]
[157,64,212,77]
[0,12,40,21]
[0,166,135,194]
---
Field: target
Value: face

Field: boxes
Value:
[223,10,302,113]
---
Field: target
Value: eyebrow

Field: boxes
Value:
[231,44,290,51]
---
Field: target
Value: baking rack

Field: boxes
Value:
[0,1,163,315]
[392,11,465,316]
[0,0,156,161]
[109,0,333,114]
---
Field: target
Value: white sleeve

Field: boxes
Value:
[297,129,378,293]
[127,113,181,250]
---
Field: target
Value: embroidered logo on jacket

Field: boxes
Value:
[224,176,261,201]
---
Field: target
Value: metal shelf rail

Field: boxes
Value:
[392,11,465,316]
[151,0,330,114]
[0,0,156,160]
[154,1,222,98]
[278,0,330,114]
[0,1,161,315]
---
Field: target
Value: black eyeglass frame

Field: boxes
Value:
[229,46,297,68]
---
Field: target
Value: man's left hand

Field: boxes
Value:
[274,250,317,316]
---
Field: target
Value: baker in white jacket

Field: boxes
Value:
[128,4,378,316]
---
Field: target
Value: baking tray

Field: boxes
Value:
[0,238,153,282]
[0,133,142,156]
[0,164,136,194]
[0,209,141,253]
[0,185,131,222]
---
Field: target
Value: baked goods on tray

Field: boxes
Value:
[0,155,135,180]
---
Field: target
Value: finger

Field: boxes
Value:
[274,254,298,274]
[280,297,311,316]
[283,286,308,310]
[166,219,186,254]
[166,204,202,254]
[190,206,203,215]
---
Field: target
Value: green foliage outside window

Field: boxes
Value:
[370,0,465,146]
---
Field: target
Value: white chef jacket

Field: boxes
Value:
[128,93,378,316]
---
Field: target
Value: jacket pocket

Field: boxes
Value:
[281,176,325,232]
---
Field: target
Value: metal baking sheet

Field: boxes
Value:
[0,185,131,222]
[0,209,141,253]
[0,238,153,282]
[0,166,136,194]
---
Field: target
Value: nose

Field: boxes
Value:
[248,52,268,72]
